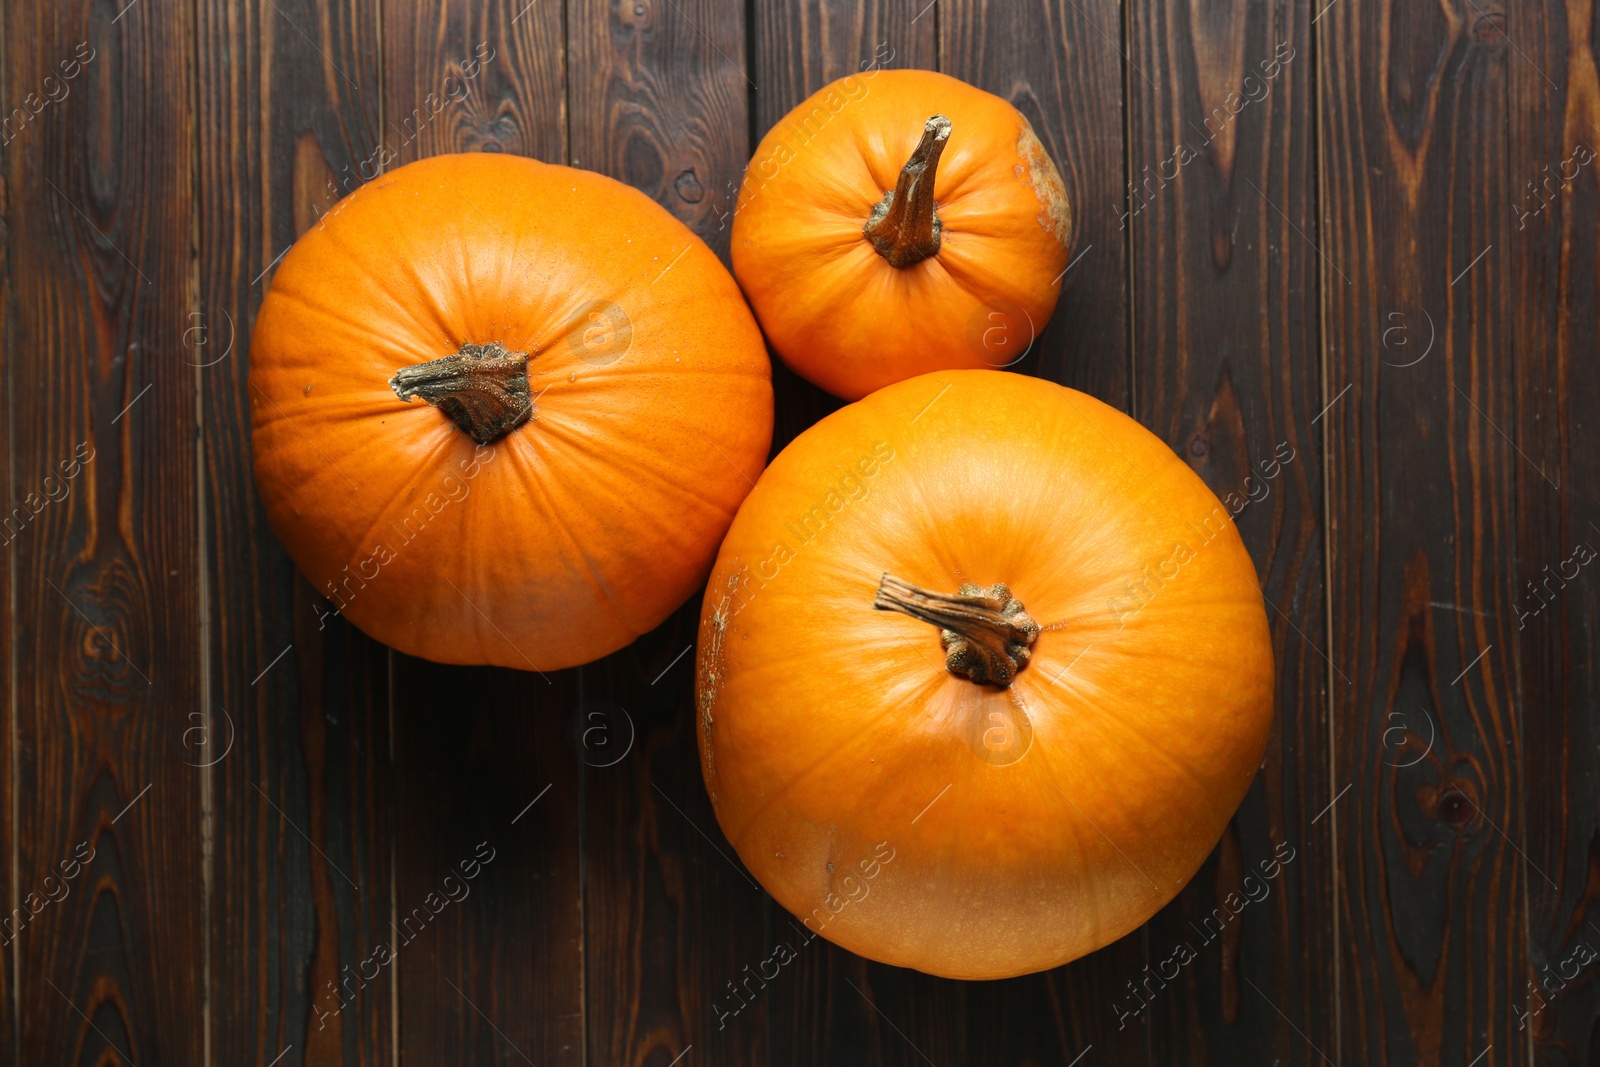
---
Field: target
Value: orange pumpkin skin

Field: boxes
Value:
[696,370,1273,979]
[731,70,1072,401]
[251,153,772,670]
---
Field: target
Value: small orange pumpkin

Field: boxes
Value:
[251,153,772,670]
[696,370,1273,979]
[732,70,1073,400]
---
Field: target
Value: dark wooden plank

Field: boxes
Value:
[580,607,773,1067]
[391,659,583,1065]
[743,9,952,1064]
[282,590,396,1064]
[749,0,933,134]
[570,0,749,262]
[5,1,204,1063]
[939,0,1140,1063]
[1319,3,1525,1063]
[1507,2,1600,1061]
[1124,1,1332,1064]
[942,0,1130,407]
[747,0,935,458]
[0,4,15,1064]
[378,1,581,1064]
[194,0,395,1062]
[381,0,564,165]
[568,5,764,1062]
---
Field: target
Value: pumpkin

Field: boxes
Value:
[731,70,1073,401]
[251,153,772,671]
[696,370,1273,979]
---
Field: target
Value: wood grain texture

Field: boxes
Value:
[1507,2,1600,1063]
[1319,1,1525,1062]
[748,0,934,134]
[391,659,583,1066]
[5,0,204,1063]
[747,0,935,455]
[10,0,1600,1060]
[939,0,1141,1062]
[193,0,395,1062]
[568,0,750,261]
[743,4,956,1063]
[581,606,773,1067]
[377,1,582,1064]
[380,0,565,165]
[1125,0,1332,1063]
[567,1,771,1065]
[0,2,14,1061]
[941,0,1130,406]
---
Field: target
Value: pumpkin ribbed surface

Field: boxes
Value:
[733,70,1072,399]
[252,153,772,669]
[697,370,1273,979]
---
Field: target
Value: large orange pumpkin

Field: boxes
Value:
[732,70,1073,400]
[696,370,1274,979]
[251,153,772,670]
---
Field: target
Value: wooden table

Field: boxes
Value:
[4,0,1593,1062]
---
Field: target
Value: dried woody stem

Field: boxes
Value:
[874,573,1040,687]
[863,115,952,268]
[390,341,532,445]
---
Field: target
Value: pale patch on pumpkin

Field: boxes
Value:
[698,610,726,794]
[1016,122,1072,252]
[699,565,747,739]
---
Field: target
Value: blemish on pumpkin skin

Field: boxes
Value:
[1016,122,1072,252]
[699,612,728,784]
[700,566,745,726]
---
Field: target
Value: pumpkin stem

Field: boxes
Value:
[389,341,533,445]
[873,574,1040,687]
[863,115,952,268]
